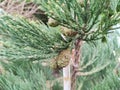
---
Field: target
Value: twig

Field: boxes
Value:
[77,62,110,76]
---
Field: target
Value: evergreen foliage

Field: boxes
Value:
[77,40,117,90]
[0,15,69,60]
[0,61,50,90]
[90,73,120,90]
[0,38,119,90]
[39,0,120,41]
[0,0,120,90]
[0,0,119,62]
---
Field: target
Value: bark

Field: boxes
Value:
[71,39,82,90]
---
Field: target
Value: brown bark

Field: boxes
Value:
[71,39,82,90]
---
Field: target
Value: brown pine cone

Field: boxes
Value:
[60,27,78,37]
[50,48,72,70]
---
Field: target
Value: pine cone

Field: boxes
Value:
[60,27,78,37]
[50,48,72,70]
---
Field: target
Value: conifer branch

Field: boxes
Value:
[39,0,120,41]
[0,15,69,60]
[77,62,110,76]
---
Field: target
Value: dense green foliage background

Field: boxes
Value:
[0,0,119,90]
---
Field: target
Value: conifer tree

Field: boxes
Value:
[0,0,120,90]
[38,0,120,90]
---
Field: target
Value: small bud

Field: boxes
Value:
[48,18,59,27]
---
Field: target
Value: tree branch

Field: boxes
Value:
[77,62,110,76]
